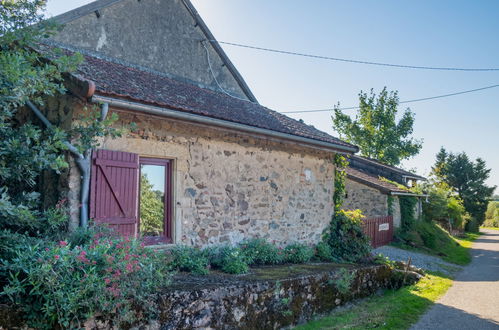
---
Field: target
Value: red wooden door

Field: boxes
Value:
[90,149,139,237]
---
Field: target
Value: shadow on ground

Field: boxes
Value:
[412,303,499,330]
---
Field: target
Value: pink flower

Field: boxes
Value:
[104,278,111,285]
[45,248,50,252]
[126,263,134,273]
[59,241,68,247]
[54,255,60,260]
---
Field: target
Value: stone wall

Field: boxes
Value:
[153,264,405,330]
[68,106,336,247]
[342,179,388,218]
[0,263,422,329]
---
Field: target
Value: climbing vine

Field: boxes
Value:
[323,154,371,262]
[387,196,394,216]
[333,154,349,213]
[399,196,418,231]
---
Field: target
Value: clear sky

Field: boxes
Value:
[45,1,499,190]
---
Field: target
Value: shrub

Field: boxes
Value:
[205,245,249,274]
[239,238,284,265]
[329,268,355,294]
[283,243,314,264]
[169,245,210,275]
[2,231,170,329]
[315,241,335,261]
[323,209,371,263]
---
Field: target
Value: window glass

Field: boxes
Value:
[139,164,165,237]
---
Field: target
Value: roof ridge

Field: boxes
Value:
[351,154,426,179]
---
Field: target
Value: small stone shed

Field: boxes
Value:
[34,0,360,247]
[342,156,427,228]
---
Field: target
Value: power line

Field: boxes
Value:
[209,40,499,72]
[281,83,499,114]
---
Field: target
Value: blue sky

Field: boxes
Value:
[45,1,499,189]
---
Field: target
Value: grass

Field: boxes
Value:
[295,223,482,330]
[295,272,452,330]
[391,221,480,265]
[481,226,499,231]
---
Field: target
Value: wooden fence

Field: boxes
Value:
[362,215,394,248]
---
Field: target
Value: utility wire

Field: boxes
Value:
[281,83,499,114]
[202,41,256,103]
[209,40,499,72]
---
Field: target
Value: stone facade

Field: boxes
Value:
[67,106,336,247]
[342,179,388,218]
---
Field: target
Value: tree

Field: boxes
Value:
[431,147,496,226]
[332,87,423,166]
[0,0,120,233]
[139,173,164,236]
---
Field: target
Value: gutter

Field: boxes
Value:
[90,94,358,154]
[402,174,427,181]
[390,191,429,197]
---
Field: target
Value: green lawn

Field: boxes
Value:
[295,272,452,330]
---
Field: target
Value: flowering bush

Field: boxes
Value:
[239,238,284,265]
[2,229,170,329]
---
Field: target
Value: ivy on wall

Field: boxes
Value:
[323,154,372,262]
[387,196,394,216]
[399,196,418,231]
[333,154,349,213]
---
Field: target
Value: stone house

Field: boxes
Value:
[342,155,426,228]
[35,0,359,247]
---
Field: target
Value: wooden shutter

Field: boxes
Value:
[90,149,139,237]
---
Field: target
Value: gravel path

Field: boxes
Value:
[373,245,462,275]
[411,229,499,329]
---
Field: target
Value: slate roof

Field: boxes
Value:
[346,167,412,194]
[69,49,357,152]
[349,155,426,181]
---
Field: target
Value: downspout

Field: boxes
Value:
[26,100,108,228]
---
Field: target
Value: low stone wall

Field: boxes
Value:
[156,263,409,329]
[1,263,419,329]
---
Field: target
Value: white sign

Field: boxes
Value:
[379,223,390,231]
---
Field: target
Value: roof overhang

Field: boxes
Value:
[91,94,358,154]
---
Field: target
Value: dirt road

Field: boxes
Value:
[412,229,499,329]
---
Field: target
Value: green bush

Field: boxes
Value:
[283,243,314,264]
[239,238,284,265]
[2,230,170,329]
[323,209,371,263]
[169,245,210,275]
[315,241,335,261]
[205,245,249,274]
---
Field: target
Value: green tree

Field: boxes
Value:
[139,173,164,236]
[332,87,422,166]
[431,148,496,226]
[0,0,120,234]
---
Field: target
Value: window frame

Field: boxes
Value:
[138,157,173,245]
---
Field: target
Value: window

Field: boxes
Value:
[139,158,172,244]
[90,150,173,245]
